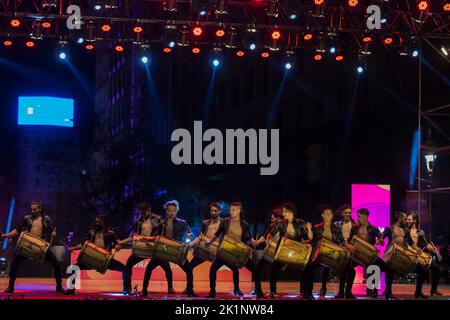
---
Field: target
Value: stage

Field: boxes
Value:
[1,279,449,300]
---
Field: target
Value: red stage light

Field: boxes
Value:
[261,52,270,58]
[216,29,225,37]
[41,22,51,29]
[348,0,358,7]
[10,19,21,27]
[304,33,313,41]
[163,47,172,53]
[133,26,143,33]
[115,45,124,52]
[384,37,393,45]
[271,31,281,40]
[363,36,372,43]
[236,50,245,57]
[101,24,111,32]
[193,27,203,36]
[25,41,35,47]
[444,3,450,11]
[192,47,201,54]
[335,55,344,61]
[3,40,12,46]
[418,1,428,11]
[314,54,323,61]
[85,44,95,50]
[314,0,324,5]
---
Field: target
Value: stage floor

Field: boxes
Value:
[0,279,449,300]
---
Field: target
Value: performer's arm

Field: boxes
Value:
[305,222,313,240]
[1,229,19,239]
[68,243,83,251]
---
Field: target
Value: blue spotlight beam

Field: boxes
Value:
[409,130,421,189]
[3,197,15,250]
[267,71,288,129]
[202,68,217,125]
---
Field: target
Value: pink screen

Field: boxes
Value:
[351,184,390,285]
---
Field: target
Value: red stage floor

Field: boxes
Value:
[0,279,449,300]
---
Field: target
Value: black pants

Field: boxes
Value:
[430,261,441,292]
[210,257,262,293]
[9,251,62,289]
[67,258,128,292]
[321,266,330,288]
[269,261,302,293]
[124,255,173,292]
[189,256,240,290]
[142,258,193,292]
[338,263,356,295]
[415,265,428,294]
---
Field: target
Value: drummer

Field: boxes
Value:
[119,201,174,295]
[301,205,354,300]
[140,200,196,297]
[1,200,64,294]
[206,201,265,299]
[406,213,442,298]
[266,202,312,299]
[186,202,242,297]
[65,214,128,295]
[347,208,386,298]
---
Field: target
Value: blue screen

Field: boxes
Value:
[18,96,74,127]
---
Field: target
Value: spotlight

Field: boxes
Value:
[236,50,245,57]
[361,35,373,55]
[283,0,300,20]
[268,29,282,51]
[418,1,428,11]
[314,0,324,5]
[192,47,201,54]
[101,24,112,32]
[444,2,450,11]
[141,56,149,64]
[216,29,225,38]
[25,41,35,47]
[169,41,175,48]
[357,66,364,73]
[193,26,203,37]
[271,30,281,40]
[3,40,13,46]
[284,62,292,70]
[249,43,256,50]
[163,25,178,48]
[441,45,449,56]
[193,0,211,17]
[314,53,323,61]
[329,47,336,54]
[58,52,67,60]
[114,44,124,52]
[261,52,270,58]
[383,36,393,45]
[289,14,297,20]
[303,33,313,41]
[133,26,143,33]
[412,50,419,57]
[335,54,344,61]
[41,21,52,29]
[85,44,95,50]
[10,19,21,27]
[163,47,172,53]
[242,28,260,51]
[94,4,102,10]
[212,59,220,67]
[348,0,358,7]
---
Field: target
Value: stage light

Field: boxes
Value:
[284,62,292,70]
[103,0,118,9]
[314,54,323,61]
[77,37,84,44]
[361,35,373,55]
[216,29,225,37]
[193,26,203,36]
[163,47,172,53]
[384,37,393,45]
[314,0,324,5]
[225,27,237,49]
[193,0,211,16]
[141,56,149,64]
[101,24,111,32]
[236,50,245,57]
[212,59,220,67]
[242,28,260,51]
[249,43,256,50]
[163,0,177,11]
[289,14,297,20]
[441,45,449,56]
[85,44,95,50]
[114,44,124,52]
[199,10,207,16]
[261,52,270,58]
[133,26,143,33]
[3,40,13,46]
[94,4,102,10]
[363,36,372,43]
[169,41,175,48]
[304,33,313,41]
[412,50,419,57]
[357,66,364,73]
[271,30,281,40]
[418,1,428,11]
[329,47,336,54]
[192,47,201,54]
[444,3,450,11]
[58,52,67,60]
[335,55,344,61]
[41,22,52,29]
[10,19,21,27]
[25,41,35,48]
[30,20,44,40]
[348,0,358,7]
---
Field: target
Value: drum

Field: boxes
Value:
[384,243,418,274]
[132,235,156,258]
[417,250,432,270]
[273,236,312,270]
[15,232,50,262]
[77,241,113,274]
[262,238,279,264]
[216,234,253,269]
[193,233,219,262]
[350,236,380,266]
[153,236,188,265]
[312,239,351,273]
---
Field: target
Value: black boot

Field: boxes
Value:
[233,288,243,296]
[385,292,399,300]
[206,289,216,298]
[319,286,327,296]
[414,291,428,299]
[64,288,75,295]
[334,291,345,299]
[168,287,176,294]
[139,289,148,297]
[430,289,442,296]
[265,292,277,299]
[4,286,14,294]
[370,288,378,298]
[256,289,265,299]
[56,285,65,294]
[182,288,188,294]
[186,289,198,297]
